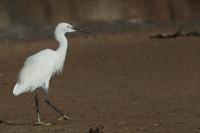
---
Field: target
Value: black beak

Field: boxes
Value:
[72,26,97,38]
[72,26,90,33]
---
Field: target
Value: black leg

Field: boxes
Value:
[44,92,64,116]
[34,89,51,126]
[44,92,72,123]
[35,89,39,114]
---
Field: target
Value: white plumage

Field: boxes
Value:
[12,22,88,125]
[13,49,55,95]
[13,23,75,96]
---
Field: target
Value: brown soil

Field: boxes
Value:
[0,32,200,133]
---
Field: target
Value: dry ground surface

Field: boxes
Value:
[0,32,200,133]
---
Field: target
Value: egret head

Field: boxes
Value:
[55,23,75,34]
[55,23,89,34]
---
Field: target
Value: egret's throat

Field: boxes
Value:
[55,32,68,52]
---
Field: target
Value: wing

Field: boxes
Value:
[18,49,55,89]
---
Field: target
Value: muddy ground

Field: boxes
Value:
[0,32,200,133]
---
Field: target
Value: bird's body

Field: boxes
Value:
[13,46,67,95]
[12,23,87,125]
[13,49,61,95]
[13,23,70,96]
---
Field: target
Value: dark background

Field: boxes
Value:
[0,0,200,40]
[0,0,199,40]
[0,0,200,29]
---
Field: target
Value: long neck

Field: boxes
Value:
[56,33,68,52]
[54,32,68,73]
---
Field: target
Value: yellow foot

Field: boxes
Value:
[58,115,72,123]
[34,121,51,126]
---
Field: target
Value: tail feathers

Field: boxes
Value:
[13,83,27,96]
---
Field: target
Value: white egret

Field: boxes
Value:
[13,22,89,125]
